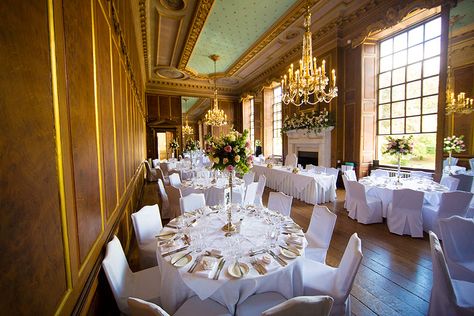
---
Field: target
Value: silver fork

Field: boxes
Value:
[187,254,203,273]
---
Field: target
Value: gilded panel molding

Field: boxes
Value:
[139,0,149,77]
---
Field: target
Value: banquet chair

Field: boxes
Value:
[440,175,460,191]
[422,191,473,236]
[439,216,474,282]
[155,167,170,186]
[306,164,316,171]
[169,173,181,187]
[207,186,227,207]
[343,169,357,181]
[370,169,389,178]
[254,174,267,207]
[386,189,424,238]
[131,204,163,269]
[428,231,474,316]
[243,182,259,206]
[157,179,171,219]
[152,159,160,168]
[267,191,293,216]
[443,157,459,169]
[179,193,205,214]
[285,153,298,168]
[236,294,333,316]
[314,166,327,174]
[470,158,474,171]
[102,236,161,315]
[144,160,159,182]
[243,171,255,186]
[347,181,383,224]
[159,162,171,178]
[341,165,353,172]
[165,184,182,219]
[325,167,339,179]
[305,205,337,263]
[452,174,474,192]
[128,296,232,316]
[302,233,363,316]
[341,175,354,210]
[410,170,433,180]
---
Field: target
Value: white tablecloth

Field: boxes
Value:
[360,176,449,217]
[252,164,336,204]
[156,207,306,314]
[180,177,245,205]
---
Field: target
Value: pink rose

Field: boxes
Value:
[226,165,234,172]
[224,145,232,153]
[245,141,250,148]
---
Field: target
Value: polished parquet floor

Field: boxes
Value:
[136,182,433,316]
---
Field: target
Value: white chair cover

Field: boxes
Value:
[235,292,286,316]
[344,170,357,181]
[347,181,383,224]
[440,176,460,191]
[452,174,474,192]
[152,159,160,168]
[262,295,333,316]
[267,191,293,216]
[168,173,181,187]
[179,193,205,214]
[159,162,171,177]
[128,297,168,316]
[341,165,353,172]
[144,160,159,182]
[306,164,316,171]
[325,168,339,197]
[155,167,169,186]
[157,179,171,219]
[243,171,255,186]
[165,185,182,219]
[428,231,474,316]
[411,171,433,180]
[102,236,161,315]
[285,153,298,168]
[387,189,424,238]
[439,216,474,282]
[422,191,473,235]
[243,182,259,206]
[370,169,389,178]
[207,186,227,207]
[470,158,474,171]
[303,233,363,316]
[443,157,459,168]
[254,174,267,207]
[305,205,337,264]
[131,204,163,268]
[314,166,327,174]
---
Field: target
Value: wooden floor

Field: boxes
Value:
[135,182,433,316]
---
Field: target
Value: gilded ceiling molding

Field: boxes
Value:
[139,0,149,78]
[177,0,215,70]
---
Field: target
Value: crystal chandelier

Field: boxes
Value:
[281,1,337,106]
[182,98,194,136]
[204,55,227,126]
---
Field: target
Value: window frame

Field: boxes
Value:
[272,86,283,157]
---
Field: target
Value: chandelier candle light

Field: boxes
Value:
[281,2,337,106]
[205,54,228,127]
[182,115,194,137]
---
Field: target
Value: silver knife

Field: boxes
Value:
[162,246,188,257]
[188,255,203,273]
[213,259,225,280]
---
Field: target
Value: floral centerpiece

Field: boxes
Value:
[169,139,179,158]
[282,110,333,135]
[443,135,465,173]
[184,139,200,152]
[382,135,414,182]
[205,129,252,233]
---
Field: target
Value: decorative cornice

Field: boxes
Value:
[177,0,215,70]
[139,0,149,79]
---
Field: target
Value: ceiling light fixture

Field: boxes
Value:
[204,54,227,126]
[182,98,194,137]
[281,1,337,106]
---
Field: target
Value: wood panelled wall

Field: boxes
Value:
[0,0,146,314]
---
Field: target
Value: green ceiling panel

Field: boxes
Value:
[450,0,474,30]
[181,96,200,113]
[187,0,297,75]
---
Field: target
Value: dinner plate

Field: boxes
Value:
[171,253,192,267]
[280,248,298,259]
[227,262,249,278]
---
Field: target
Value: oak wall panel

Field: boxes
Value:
[0,1,67,314]
[113,43,124,196]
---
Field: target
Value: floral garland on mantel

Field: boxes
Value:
[282,110,333,134]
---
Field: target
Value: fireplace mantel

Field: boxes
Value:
[285,127,333,167]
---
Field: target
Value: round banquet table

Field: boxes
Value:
[359,176,449,217]
[155,206,307,314]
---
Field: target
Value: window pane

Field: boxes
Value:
[379,88,391,103]
[423,76,439,95]
[407,80,421,99]
[407,62,422,81]
[422,114,437,132]
[379,120,391,134]
[425,18,441,40]
[408,44,423,63]
[392,67,405,85]
[394,32,407,51]
[392,118,405,134]
[380,55,392,72]
[408,25,424,46]
[392,84,405,101]
[406,98,421,116]
[392,101,405,118]
[380,38,393,56]
[379,103,391,119]
[406,116,421,133]
[423,95,438,114]
[424,37,440,58]
[393,50,407,68]
[423,57,440,77]
[379,72,391,88]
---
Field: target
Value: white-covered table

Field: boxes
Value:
[156,206,307,314]
[252,164,336,204]
[180,177,245,206]
[359,176,449,217]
